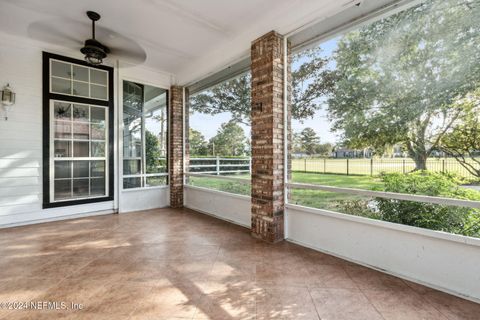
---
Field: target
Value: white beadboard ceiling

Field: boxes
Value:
[0,0,360,84]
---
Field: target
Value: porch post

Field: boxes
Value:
[250,31,290,243]
[169,85,185,208]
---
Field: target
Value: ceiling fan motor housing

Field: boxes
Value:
[81,39,110,56]
[81,39,109,65]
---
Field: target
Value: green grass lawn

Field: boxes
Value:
[291,172,383,189]
[292,157,480,180]
[188,172,383,211]
[290,172,383,210]
[188,174,251,196]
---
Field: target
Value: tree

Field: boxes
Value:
[292,132,304,154]
[293,128,332,156]
[300,128,320,155]
[189,128,209,156]
[440,89,480,178]
[315,143,333,157]
[152,107,167,155]
[327,0,480,170]
[209,121,248,156]
[189,47,336,125]
[145,130,161,172]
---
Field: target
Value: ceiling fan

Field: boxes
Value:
[80,11,110,65]
[27,11,146,66]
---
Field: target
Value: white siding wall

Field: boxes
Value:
[0,32,174,227]
[0,32,116,227]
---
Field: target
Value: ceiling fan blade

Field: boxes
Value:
[28,19,85,47]
[108,46,147,65]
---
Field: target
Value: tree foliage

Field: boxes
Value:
[208,121,248,156]
[189,47,336,124]
[293,127,333,156]
[145,130,162,172]
[189,128,209,156]
[440,89,480,178]
[336,171,480,237]
[375,172,480,237]
[327,0,480,170]
[315,143,334,157]
[292,48,338,120]
[190,75,251,125]
[299,128,320,155]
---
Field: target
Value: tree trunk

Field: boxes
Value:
[412,152,428,170]
[406,141,428,171]
[404,118,433,171]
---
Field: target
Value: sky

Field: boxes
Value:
[189,36,342,144]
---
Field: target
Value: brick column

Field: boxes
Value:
[169,86,184,208]
[251,31,290,243]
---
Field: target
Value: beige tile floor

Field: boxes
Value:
[0,208,479,320]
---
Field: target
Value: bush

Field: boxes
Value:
[375,171,480,237]
[333,198,382,220]
[334,171,480,237]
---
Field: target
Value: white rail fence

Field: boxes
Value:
[189,157,251,175]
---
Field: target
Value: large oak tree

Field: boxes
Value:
[327,0,480,170]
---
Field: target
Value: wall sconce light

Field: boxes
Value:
[1,83,16,120]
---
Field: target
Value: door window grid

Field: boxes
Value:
[50,101,108,202]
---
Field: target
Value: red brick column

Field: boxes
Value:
[169,86,184,208]
[251,31,290,243]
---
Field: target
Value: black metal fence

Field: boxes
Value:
[188,157,479,180]
[292,157,480,179]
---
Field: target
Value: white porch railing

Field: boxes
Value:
[186,172,250,184]
[189,157,251,175]
[287,182,480,209]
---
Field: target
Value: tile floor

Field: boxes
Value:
[0,208,479,320]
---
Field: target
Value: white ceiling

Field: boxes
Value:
[0,0,358,84]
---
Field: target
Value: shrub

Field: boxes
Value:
[375,171,480,237]
[333,171,480,237]
[333,199,382,220]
